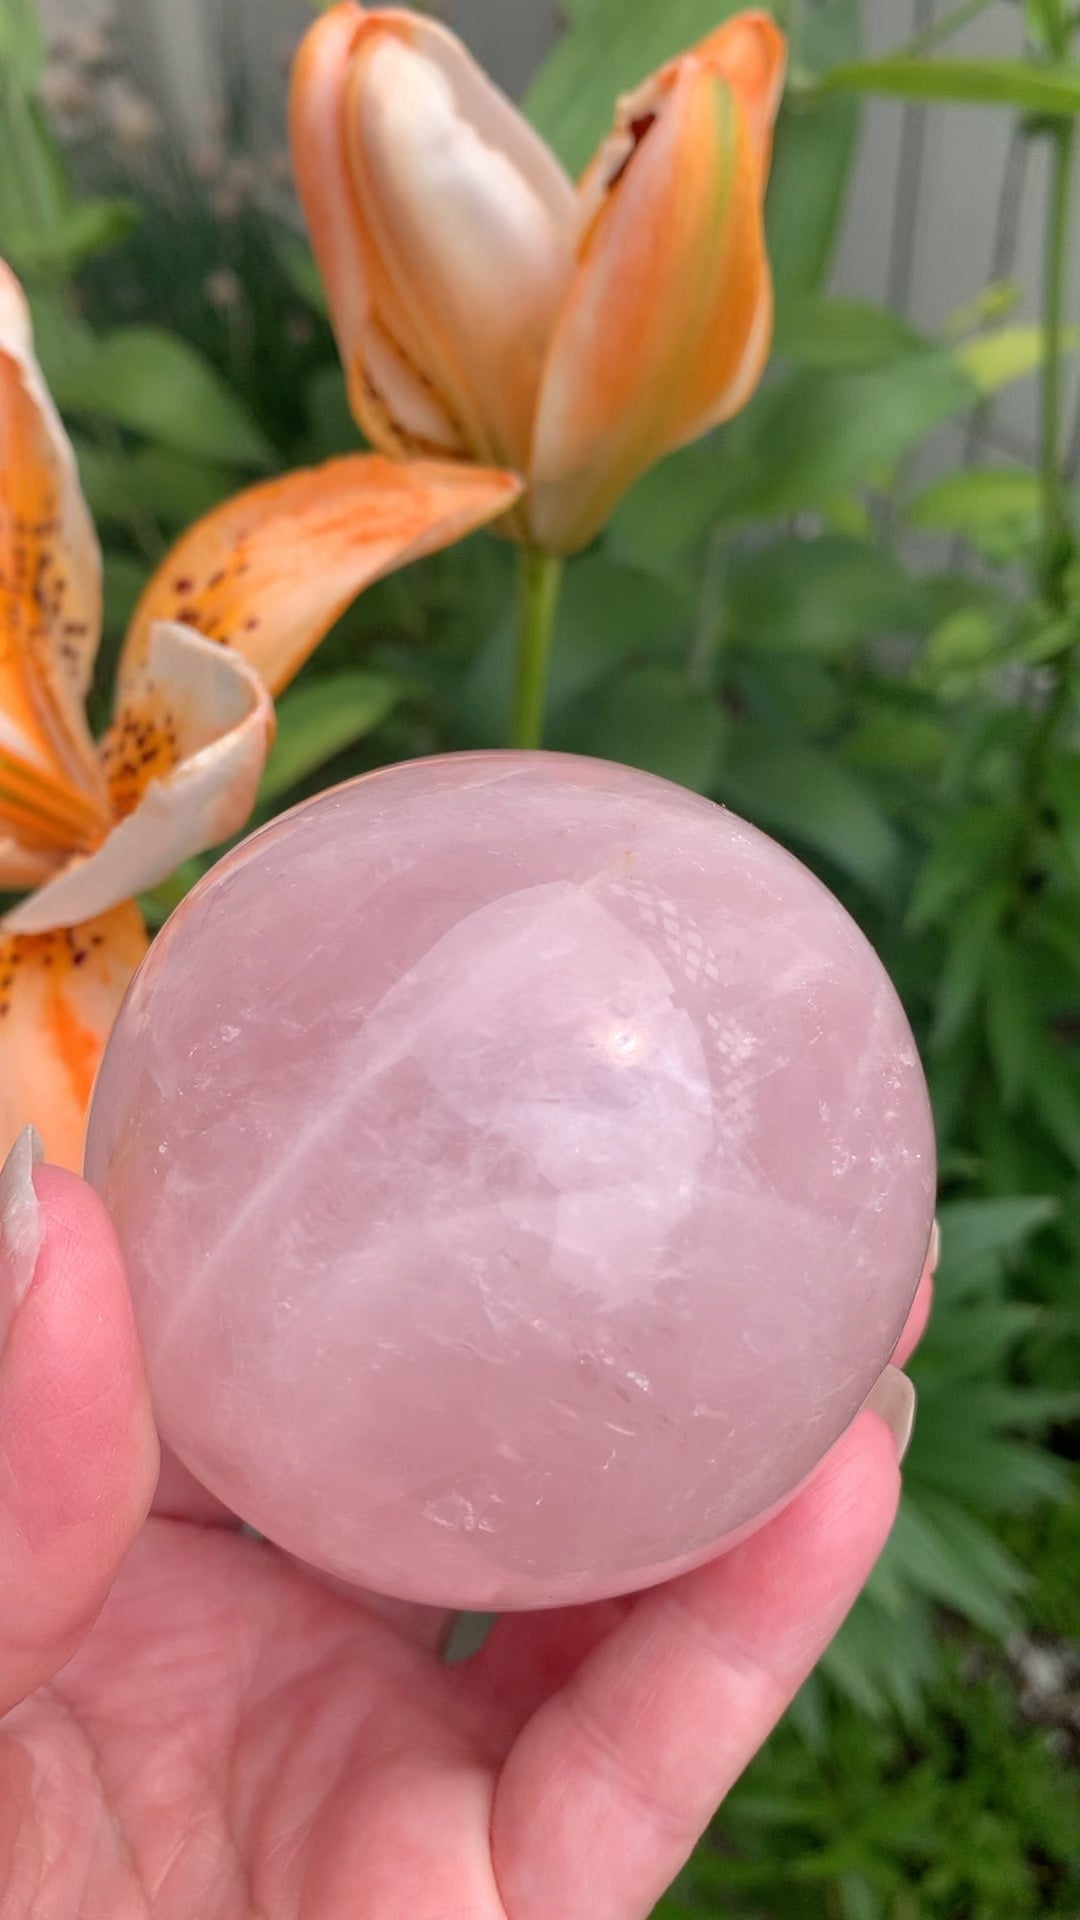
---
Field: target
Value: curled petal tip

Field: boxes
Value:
[4,626,274,936]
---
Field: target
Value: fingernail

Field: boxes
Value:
[0,1127,45,1356]
[865,1365,916,1464]
[927,1219,940,1275]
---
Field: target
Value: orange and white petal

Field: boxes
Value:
[529,35,782,554]
[697,12,787,170]
[0,260,108,852]
[291,5,574,469]
[120,452,523,697]
[3,625,274,938]
[0,903,148,1173]
[290,5,437,460]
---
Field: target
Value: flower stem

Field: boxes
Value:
[1011,88,1077,913]
[1040,117,1076,608]
[509,547,564,750]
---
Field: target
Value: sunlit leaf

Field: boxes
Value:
[957,324,1080,395]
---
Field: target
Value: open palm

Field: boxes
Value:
[0,1165,920,1920]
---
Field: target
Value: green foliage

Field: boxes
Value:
[0,15,134,277]
[8,0,1080,1914]
[258,671,410,805]
[825,54,1080,114]
[657,1644,1080,1920]
[525,0,753,173]
[33,305,274,467]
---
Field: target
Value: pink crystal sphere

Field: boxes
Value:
[86,751,935,1609]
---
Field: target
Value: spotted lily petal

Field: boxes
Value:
[291,4,575,470]
[0,902,148,1171]
[528,13,785,553]
[0,260,109,858]
[3,625,273,937]
[120,452,523,697]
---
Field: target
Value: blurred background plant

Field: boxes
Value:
[3,0,1080,1911]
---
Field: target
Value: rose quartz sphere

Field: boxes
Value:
[86,751,935,1608]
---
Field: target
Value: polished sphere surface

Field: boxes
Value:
[86,751,935,1608]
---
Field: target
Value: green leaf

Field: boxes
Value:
[931,885,1007,1051]
[824,55,1080,117]
[956,323,1080,395]
[259,671,407,804]
[724,536,932,657]
[720,730,904,900]
[983,940,1039,1111]
[915,607,1001,698]
[0,92,70,248]
[845,704,951,774]
[936,1194,1059,1276]
[547,558,693,712]
[1024,0,1069,56]
[908,802,1020,929]
[1,196,138,275]
[906,468,1043,564]
[612,353,976,567]
[525,0,749,174]
[42,326,275,468]
[888,1496,1026,1637]
[73,438,234,530]
[774,295,922,371]
[557,664,725,791]
[767,0,860,305]
[1026,1036,1080,1168]
[0,0,45,88]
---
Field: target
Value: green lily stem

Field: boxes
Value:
[509,547,564,750]
[1040,117,1075,608]
[1012,83,1077,915]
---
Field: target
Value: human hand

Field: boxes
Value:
[0,1136,929,1920]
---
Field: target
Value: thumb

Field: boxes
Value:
[0,1129,158,1714]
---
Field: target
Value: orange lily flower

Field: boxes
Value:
[0,260,521,1168]
[290,6,786,554]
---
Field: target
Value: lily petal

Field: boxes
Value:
[0,836,59,891]
[291,4,575,471]
[697,12,787,170]
[3,625,273,937]
[529,17,785,554]
[0,902,148,1172]
[0,260,109,853]
[120,452,523,697]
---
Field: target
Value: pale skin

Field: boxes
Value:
[0,1170,931,1920]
